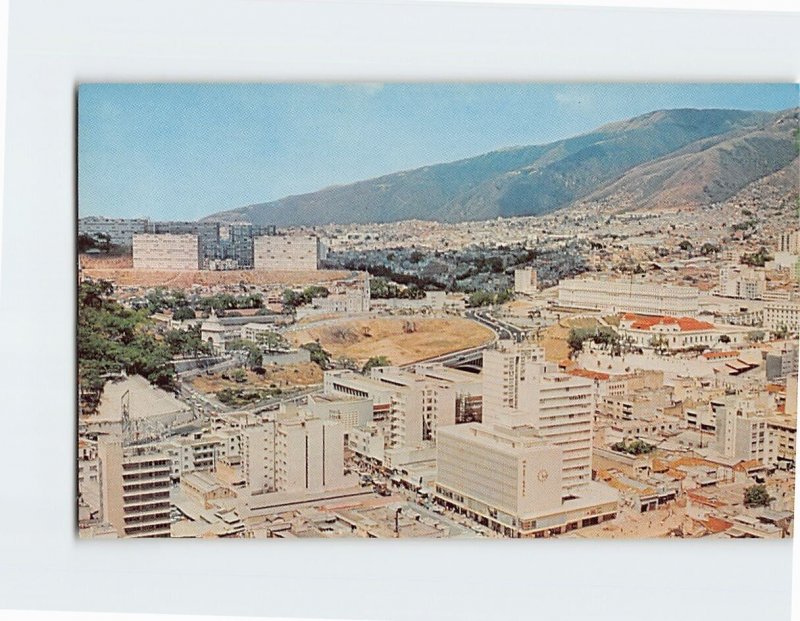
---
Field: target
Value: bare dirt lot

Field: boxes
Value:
[286,316,495,365]
[81,263,349,288]
[191,363,323,394]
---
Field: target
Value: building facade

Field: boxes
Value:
[763,298,800,334]
[98,439,172,538]
[514,268,538,295]
[253,235,321,271]
[557,278,700,316]
[718,264,766,300]
[132,233,201,270]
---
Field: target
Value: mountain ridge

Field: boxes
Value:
[203,107,798,226]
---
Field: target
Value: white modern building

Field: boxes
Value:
[132,233,201,270]
[97,438,172,538]
[763,298,800,334]
[779,230,800,254]
[514,268,538,295]
[718,264,766,300]
[713,395,770,464]
[240,408,353,496]
[557,277,700,316]
[253,234,321,271]
[435,423,618,538]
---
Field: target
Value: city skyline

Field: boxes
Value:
[78,83,799,221]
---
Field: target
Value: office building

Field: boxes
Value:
[435,423,617,538]
[482,342,594,490]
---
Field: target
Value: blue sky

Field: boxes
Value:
[78,83,799,221]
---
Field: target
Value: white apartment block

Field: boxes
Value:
[253,234,320,271]
[241,409,351,495]
[274,411,349,493]
[514,268,538,295]
[98,439,172,538]
[767,416,796,469]
[779,230,800,254]
[713,396,770,464]
[132,233,200,270]
[763,298,800,333]
[241,423,276,493]
[718,264,766,300]
[482,343,546,414]
[369,367,457,450]
[557,277,700,316]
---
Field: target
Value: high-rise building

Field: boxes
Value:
[78,217,149,246]
[713,395,770,463]
[240,407,352,495]
[779,230,800,254]
[482,342,594,490]
[434,342,617,537]
[97,438,172,538]
[514,268,538,295]
[481,342,545,414]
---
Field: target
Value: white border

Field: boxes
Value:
[0,1,798,620]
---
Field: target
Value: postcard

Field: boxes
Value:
[77,83,799,539]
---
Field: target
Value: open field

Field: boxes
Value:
[286,316,495,365]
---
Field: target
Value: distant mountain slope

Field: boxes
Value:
[572,108,799,212]
[204,108,796,226]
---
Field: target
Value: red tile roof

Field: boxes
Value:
[705,516,733,534]
[702,350,741,360]
[568,368,611,381]
[621,313,714,332]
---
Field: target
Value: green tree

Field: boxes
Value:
[301,342,331,369]
[362,356,391,374]
[252,330,289,352]
[172,306,196,321]
[718,334,731,344]
[78,279,175,413]
[227,338,263,369]
[743,484,773,508]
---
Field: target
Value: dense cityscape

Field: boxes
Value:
[77,165,799,538]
